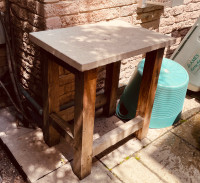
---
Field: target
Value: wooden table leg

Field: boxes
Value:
[136,48,165,140]
[72,68,97,179]
[104,61,121,116]
[43,53,61,146]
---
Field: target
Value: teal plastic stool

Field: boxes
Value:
[116,58,189,128]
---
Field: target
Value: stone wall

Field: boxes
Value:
[6,0,200,109]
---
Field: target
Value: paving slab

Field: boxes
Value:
[0,107,17,132]
[172,112,200,150]
[94,114,150,169]
[0,107,34,138]
[112,157,162,183]
[97,136,150,169]
[93,115,124,140]
[181,96,200,120]
[1,129,68,183]
[146,126,172,142]
[138,132,200,183]
[36,159,121,183]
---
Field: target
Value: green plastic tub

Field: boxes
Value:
[116,58,189,128]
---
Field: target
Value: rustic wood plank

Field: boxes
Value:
[136,48,165,140]
[93,116,143,156]
[50,113,74,148]
[59,91,75,106]
[42,51,61,146]
[72,69,97,179]
[59,73,75,86]
[104,61,121,116]
[57,93,107,122]
[57,86,124,122]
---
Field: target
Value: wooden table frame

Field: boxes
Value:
[30,20,175,180]
[42,47,164,179]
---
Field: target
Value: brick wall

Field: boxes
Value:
[6,0,200,109]
[0,0,6,79]
[0,0,5,12]
[0,45,6,78]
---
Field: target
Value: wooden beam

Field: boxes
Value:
[42,51,61,146]
[93,116,143,156]
[136,48,165,140]
[57,86,125,122]
[72,69,97,179]
[104,61,121,116]
[57,92,107,122]
[50,113,74,147]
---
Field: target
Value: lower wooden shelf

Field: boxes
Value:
[50,113,143,156]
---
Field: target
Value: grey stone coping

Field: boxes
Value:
[30,20,175,72]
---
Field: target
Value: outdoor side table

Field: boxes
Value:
[29,20,175,179]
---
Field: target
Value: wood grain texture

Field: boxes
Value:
[93,116,143,156]
[42,51,61,146]
[72,69,97,179]
[50,113,74,148]
[57,92,107,122]
[136,48,165,140]
[104,61,121,116]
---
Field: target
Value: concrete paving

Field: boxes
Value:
[0,95,200,183]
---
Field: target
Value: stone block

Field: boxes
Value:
[0,1,5,12]
[111,0,137,7]
[36,160,121,183]
[62,7,121,26]
[172,113,200,150]
[79,0,111,12]
[118,16,133,24]
[1,129,69,183]
[43,1,79,17]
[120,4,137,17]
[98,136,149,169]
[138,132,200,183]
[160,16,175,26]
[28,11,45,29]
[112,157,162,183]
[11,3,28,21]
[45,16,62,29]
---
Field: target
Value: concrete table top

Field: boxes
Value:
[30,20,175,72]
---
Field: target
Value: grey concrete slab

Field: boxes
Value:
[30,20,175,72]
[0,107,34,138]
[94,114,150,169]
[55,137,73,161]
[1,129,68,183]
[181,96,200,120]
[36,159,121,183]
[0,126,34,138]
[0,107,17,132]
[97,136,150,169]
[138,132,200,183]
[112,157,162,183]
[93,115,124,140]
[146,126,172,142]
[172,113,200,150]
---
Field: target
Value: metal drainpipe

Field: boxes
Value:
[19,86,43,116]
[0,13,5,45]
[1,11,43,117]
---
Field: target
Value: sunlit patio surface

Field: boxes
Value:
[0,93,200,183]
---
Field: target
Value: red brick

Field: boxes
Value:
[45,16,62,29]
[120,4,137,17]
[44,1,79,17]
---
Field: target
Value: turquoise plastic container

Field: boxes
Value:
[116,58,189,128]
